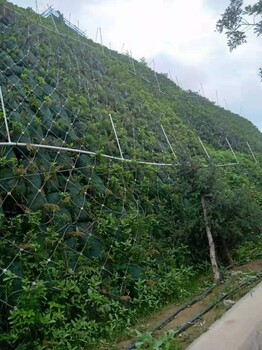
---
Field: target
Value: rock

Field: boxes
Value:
[223,299,235,310]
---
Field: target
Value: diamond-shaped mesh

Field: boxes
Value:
[0,4,259,347]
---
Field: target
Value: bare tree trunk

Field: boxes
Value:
[201,194,220,282]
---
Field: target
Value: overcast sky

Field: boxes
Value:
[10,0,262,131]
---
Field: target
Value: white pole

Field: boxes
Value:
[35,0,42,22]
[51,12,58,33]
[0,86,11,143]
[129,51,136,75]
[246,142,257,163]
[46,4,59,33]
[109,114,123,160]
[95,27,99,42]
[0,142,244,169]
[224,98,229,110]
[0,141,174,166]
[216,90,219,105]
[68,13,71,33]
[160,124,178,162]
[175,76,182,88]
[154,72,162,93]
[198,137,210,159]
[168,70,173,82]
[200,83,205,97]
[239,106,243,115]
[151,60,162,92]
[99,27,104,54]
[225,137,238,163]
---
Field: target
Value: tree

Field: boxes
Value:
[177,160,221,282]
[176,158,262,281]
[217,0,262,78]
[201,194,221,281]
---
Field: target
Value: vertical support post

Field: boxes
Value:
[95,27,99,42]
[168,70,173,81]
[99,27,104,54]
[35,0,42,23]
[239,106,243,115]
[109,114,123,160]
[148,58,154,67]
[161,124,178,163]
[216,90,219,105]
[152,59,162,92]
[129,51,136,75]
[225,137,238,163]
[246,142,257,163]
[154,72,162,93]
[224,98,229,110]
[176,76,182,89]
[77,20,80,38]
[68,13,71,34]
[121,43,125,53]
[51,12,59,33]
[0,86,11,143]
[200,83,205,97]
[198,137,210,160]
[127,51,132,71]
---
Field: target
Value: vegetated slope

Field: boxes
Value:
[0,2,261,349]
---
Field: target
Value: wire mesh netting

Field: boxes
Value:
[0,7,193,338]
[0,3,261,347]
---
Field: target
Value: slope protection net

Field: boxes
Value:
[0,4,260,344]
[0,17,175,164]
[0,7,192,338]
[0,4,255,166]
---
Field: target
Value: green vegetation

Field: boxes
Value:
[0,2,261,349]
[133,330,182,350]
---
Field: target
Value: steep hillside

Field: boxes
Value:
[0,2,261,349]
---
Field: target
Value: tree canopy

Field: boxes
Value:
[217,0,262,78]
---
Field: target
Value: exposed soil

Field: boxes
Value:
[232,259,262,272]
[114,260,262,350]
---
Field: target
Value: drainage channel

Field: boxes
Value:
[125,270,262,350]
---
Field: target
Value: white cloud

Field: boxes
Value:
[79,0,217,63]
